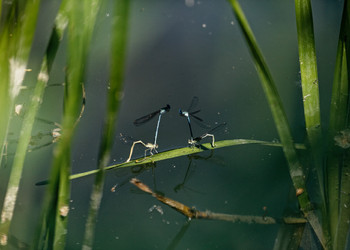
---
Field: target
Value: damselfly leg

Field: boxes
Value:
[125,140,158,163]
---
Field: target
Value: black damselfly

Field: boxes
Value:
[179,97,209,141]
[189,122,226,147]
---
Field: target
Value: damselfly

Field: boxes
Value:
[179,97,209,142]
[125,104,170,162]
[189,122,226,147]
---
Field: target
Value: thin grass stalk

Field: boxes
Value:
[81,0,128,249]
[227,0,327,247]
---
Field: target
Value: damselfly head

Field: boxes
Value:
[179,109,189,117]
[165,104,171,111]
[160,104,171,114]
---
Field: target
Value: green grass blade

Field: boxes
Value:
[295,0,323,191]
[82,0,128,249]
[295,0,321,135]
[294,1,331,247]
[58,139,305,182]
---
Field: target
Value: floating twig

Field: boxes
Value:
[130,178,307,225]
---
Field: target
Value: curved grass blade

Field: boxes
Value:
[82,1,129,249]
[227,0,327,247]
[228,0,310,209]
[48,139,306,182]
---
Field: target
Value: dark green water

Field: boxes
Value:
[0,0,344,249]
